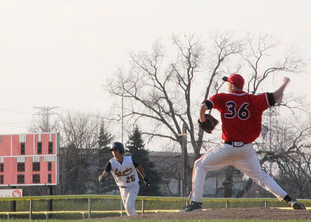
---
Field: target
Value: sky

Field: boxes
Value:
[0,0,310,141]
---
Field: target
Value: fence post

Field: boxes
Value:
[29,199,33,220]
[88,198,91,218]
[141,199,145,214]
[225,201,229,209]
[11,186,16,213]
[47,185,53,219]
[264,201,268,208]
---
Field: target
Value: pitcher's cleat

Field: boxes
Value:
[288,199,306,210]
[178,201,202,212]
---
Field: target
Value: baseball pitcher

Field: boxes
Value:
[180,74,306,212]
[98,142,151,216]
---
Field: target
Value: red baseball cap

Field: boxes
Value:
[222,73,245,89]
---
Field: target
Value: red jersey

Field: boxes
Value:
[206,91,274,143]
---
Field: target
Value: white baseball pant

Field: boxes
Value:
[119,183,139,216]
[190,142,287,203]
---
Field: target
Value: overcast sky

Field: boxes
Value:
[0,0,310,136]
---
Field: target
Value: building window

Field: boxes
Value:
[37,142,42,154]
[0,175,3,184]
[48,174,52,183]
[17,163,25,172]
[33,162,40,171]
[17,175,25,184]
[33,174,40,183]
[48,162,52,171]
[48,142,53,154]
[21,143,25,155]
[0,163,3,172]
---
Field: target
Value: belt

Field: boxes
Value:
[120,186,128,188]
[224,141,248,147]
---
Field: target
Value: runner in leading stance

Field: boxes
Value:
[180,74,306,212]
[98,142,151,216]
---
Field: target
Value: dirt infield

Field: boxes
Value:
[108,208,311,220]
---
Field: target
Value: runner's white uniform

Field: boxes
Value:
[109,156,139,216]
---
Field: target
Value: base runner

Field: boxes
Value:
[98,142,151,216]
[180,74,306,212]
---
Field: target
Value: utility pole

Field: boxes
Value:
[121,96,124,144]
[120,96,124,216]
[179,123,188,197]
[34,107,58,132]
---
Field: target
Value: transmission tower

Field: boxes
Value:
[34,107,58,132]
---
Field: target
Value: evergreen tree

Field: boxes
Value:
[96,122,116,194]
[98,122,114,149]
[127,125,162,196]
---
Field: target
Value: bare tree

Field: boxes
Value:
[242,34,304,95]
[237,114,311,198]
[106,33,244,158]
[232,34,307,198]
[28,109,114,195]
[106,32,305,197]
[106,32,303,157]
[60,110,103,149]
[58,111,109,194]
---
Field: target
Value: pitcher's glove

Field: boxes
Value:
[198,114,219,134]
[143,177,151,187]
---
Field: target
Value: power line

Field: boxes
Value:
[0,88,107,99]
[33,107,59,132]
[0,108,33,115]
